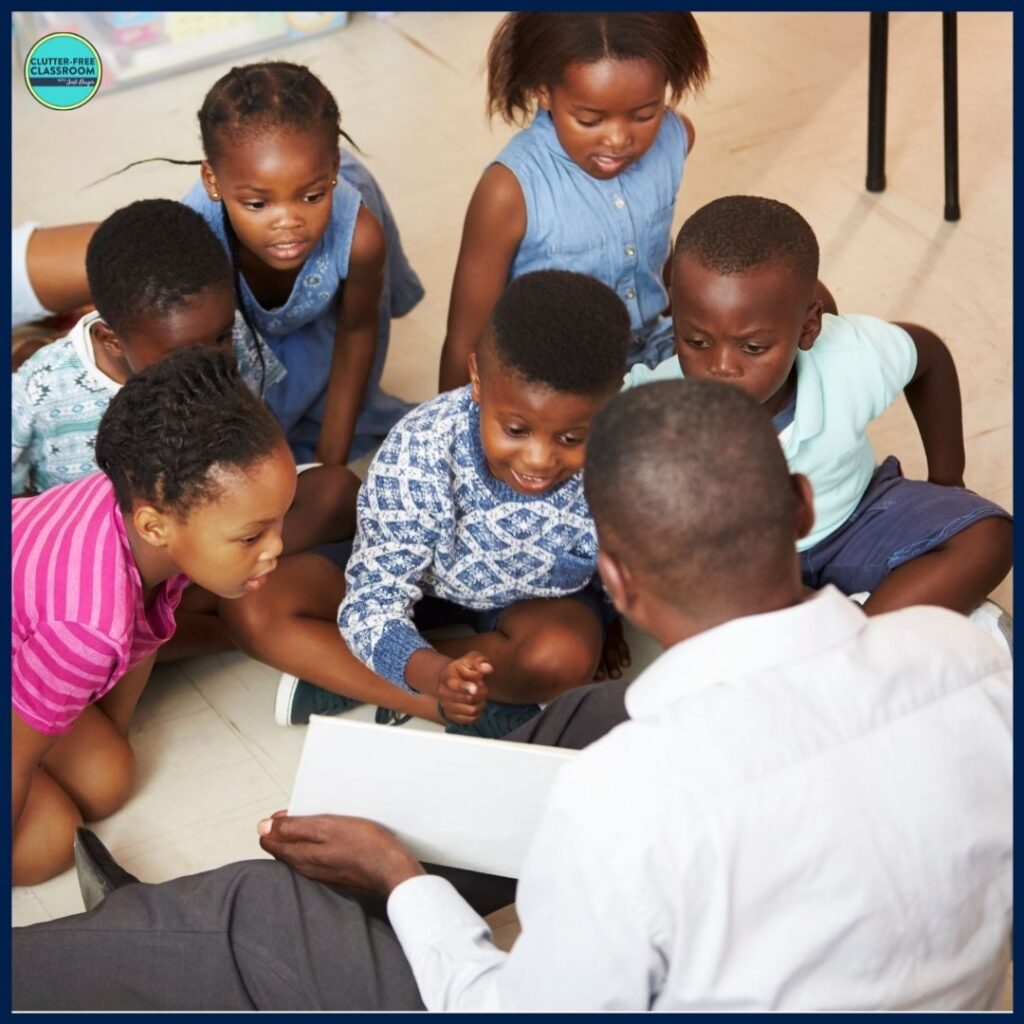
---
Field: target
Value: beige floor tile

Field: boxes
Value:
[11,888,52,928]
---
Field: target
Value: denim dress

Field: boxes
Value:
[494,110,688,369]
[182,150,424,461]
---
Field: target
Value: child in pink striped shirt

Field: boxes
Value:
[11,347,297,885]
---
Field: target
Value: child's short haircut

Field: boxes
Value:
[487,12,709,125]
[585,379,795,604]
[86,199,233,335]
[485,270,630,395]
[673,195,819,292]
[95,346,283,518]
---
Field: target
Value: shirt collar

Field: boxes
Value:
[783,348,824,453]
[626,587,866,719]
[531,110,571,161]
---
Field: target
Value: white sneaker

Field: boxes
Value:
[969,599,1013,660]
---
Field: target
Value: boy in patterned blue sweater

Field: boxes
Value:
[334,270,630,738]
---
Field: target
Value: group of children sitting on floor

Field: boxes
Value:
[11,12,1012,888]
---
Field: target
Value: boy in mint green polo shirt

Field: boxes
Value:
[625,195,1011,627]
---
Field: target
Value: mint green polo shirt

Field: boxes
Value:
[621,314,919,550]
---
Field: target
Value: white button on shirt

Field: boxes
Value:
[388,588,1013,1011]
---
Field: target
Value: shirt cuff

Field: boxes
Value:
[388,874,490,947]
[375,620,433,691]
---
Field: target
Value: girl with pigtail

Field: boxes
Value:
[180,61,423,465]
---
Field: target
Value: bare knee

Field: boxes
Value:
[293,465,360,544]
[514,622,601,702]
[12,772,82,886]
[948,516,1014,584]
[221,590,277,655]
[77,734,135,821]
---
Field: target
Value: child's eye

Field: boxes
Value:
[303,192,326,204]
[503,425,528,438]
[684,338,710,349]
[242,200,265,211]
[742,344,767,355]
[575,118,601,128]
[240,532,263,545]
[633,113,657,123]
[560,434,585,446]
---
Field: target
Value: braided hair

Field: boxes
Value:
[95,346,284,519]
[195,62,356,396]
[86,62,359,396]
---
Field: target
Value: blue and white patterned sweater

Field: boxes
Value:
[338,386,599,690]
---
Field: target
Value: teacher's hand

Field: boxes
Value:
[258,812,425,896]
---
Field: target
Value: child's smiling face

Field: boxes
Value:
[671,254,823,417]
[157,440,297,599]
[469,350,611,496]
[538,57,668,180]
[201,126,339,272]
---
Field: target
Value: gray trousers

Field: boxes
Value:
[13,680,629,1011]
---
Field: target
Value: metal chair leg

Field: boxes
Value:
[943,12,961,221]
[866,11,889,192]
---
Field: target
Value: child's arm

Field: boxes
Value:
[897,322,966,487]
[438,165,527,392]
[23,223,96,319]
[316,206,386,466]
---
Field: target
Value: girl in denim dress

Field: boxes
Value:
[439,12,709,391]
[184,61,423,463]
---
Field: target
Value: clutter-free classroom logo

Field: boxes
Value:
[24,33,102,111]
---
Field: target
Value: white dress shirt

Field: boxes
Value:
[387,588,1013,1010]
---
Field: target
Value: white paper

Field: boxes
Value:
[288,715,578,878]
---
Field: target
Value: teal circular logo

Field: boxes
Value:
[24,33,102,111]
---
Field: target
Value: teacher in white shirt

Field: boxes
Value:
[13,379,1013,1011]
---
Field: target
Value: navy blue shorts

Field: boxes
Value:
[799,455,1011,595]
[311,541,616,739]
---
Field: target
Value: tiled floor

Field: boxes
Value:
[11,12,1012,991]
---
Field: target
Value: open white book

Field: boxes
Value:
[288,715,579,877]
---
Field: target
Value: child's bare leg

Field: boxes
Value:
[435,598,603,704]
[13,684,146,887]
[282,465,360,553]
[12,768,82,885]
[157,586,233,662]
[863,517,1013,615]
[220,553,440,723]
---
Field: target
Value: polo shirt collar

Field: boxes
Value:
[626,587,866,719]
[782,349,824,454]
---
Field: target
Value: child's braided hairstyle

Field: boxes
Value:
[198,62,356,399]
[86,62,359,397]
[95,346,285,519]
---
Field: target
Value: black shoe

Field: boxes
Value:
[74,828,140,912]
[375,706,412,727]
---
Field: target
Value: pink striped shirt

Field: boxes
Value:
[11,473,189,736]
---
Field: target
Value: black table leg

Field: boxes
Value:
[867,11,889,192]
[943,12,961,221]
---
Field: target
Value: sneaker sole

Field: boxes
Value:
[274,674,301,727]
